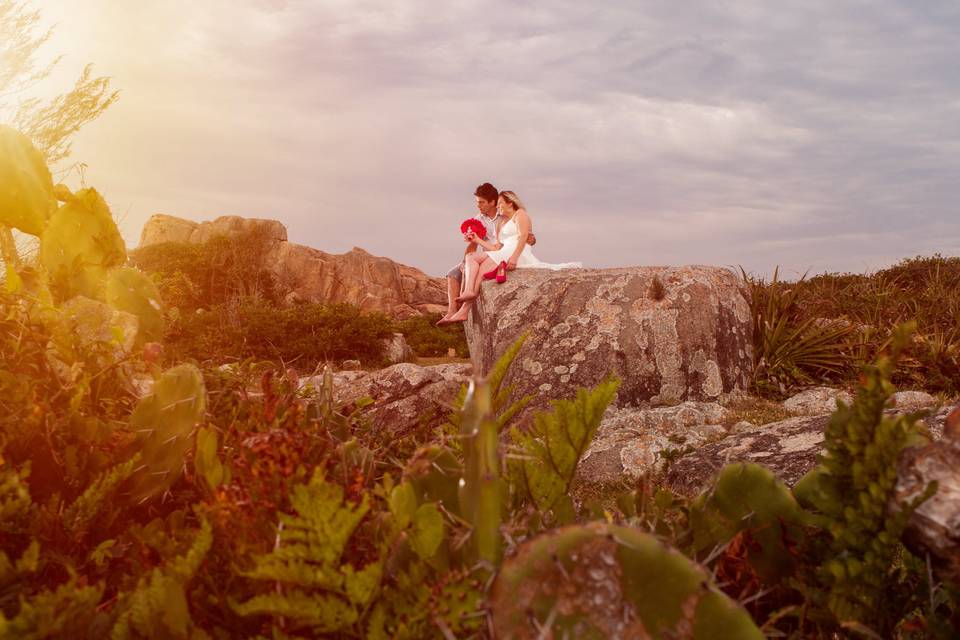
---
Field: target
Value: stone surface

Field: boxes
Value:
[577,402,728,488]
[663,406,952,495]
[464,266,752,420]
[890,390,938,412]
[896,405,960,583]
[341,359,361,371]
[302,362,472,438]
[381,333,415,365]
[138,214,446,318]
[783,387,853,415]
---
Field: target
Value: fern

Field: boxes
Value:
[0,466,31,531]
[110,517,213,640]
[0,579,103,640]
[508,376,620,518]
[63,455,139,540]
[231,471,382,635]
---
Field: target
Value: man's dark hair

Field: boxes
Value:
[474,182,499,203]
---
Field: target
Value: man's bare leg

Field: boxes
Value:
[437,275,461,325]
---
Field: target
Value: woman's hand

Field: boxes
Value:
[507,257,518,270]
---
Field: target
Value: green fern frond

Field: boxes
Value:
[0,579,103,640]
[110,517,212,640]
[233,471,383,635]
[0,466,31,530]
[508,376,620,515]
[63,455,139,540]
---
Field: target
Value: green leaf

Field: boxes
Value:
[410,502,444,560]
[194,427,224,492]
[389,481,418,529]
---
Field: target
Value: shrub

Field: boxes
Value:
[394,313,468,358]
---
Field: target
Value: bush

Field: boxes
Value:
[395,313,468,358]
[166,300,395,368]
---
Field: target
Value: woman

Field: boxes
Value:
[444,190,580,323]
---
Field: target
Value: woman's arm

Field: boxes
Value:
[507,212,531,269]
[466,231,502,251]
[516,208,536,245]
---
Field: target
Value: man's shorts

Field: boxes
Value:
[446,261,463,282]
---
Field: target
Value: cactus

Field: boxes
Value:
[104,267,165,346]
[39,187,126,302]
[0,126,54,237]
[126,364,206,503]
[403,444,463,516]
[689,462,809,583]
[490,522,763,639]
[457,379,502,565]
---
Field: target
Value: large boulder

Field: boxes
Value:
[138,214,447,318]
[464,266,752,418]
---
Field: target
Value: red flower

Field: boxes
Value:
[460,217,487,240]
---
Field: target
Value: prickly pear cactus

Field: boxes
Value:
[39,187,126,302]
[105,267,165,346]
[0,125,54,236]
[690,463,809,582]
[490,522,763,639]
[126,364,206,503]
[403,444,463,516]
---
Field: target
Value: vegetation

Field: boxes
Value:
[744,256,960,397]
[1,126,958,637]
[0,0,119,164]
[129,236,468,367]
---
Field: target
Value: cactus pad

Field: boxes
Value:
[105,267,165,346]
[126,364,206,503]
[0,126,54,236]
[490,522,763,639]
[39,188,126,302]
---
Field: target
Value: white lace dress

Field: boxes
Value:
[484,216,582,270]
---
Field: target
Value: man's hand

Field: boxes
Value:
[526,231,537,246]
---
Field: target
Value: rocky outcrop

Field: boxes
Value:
[464,266,752,418]
[138,214,446,318]
[663,405,951,495]
[577,402,728,490]
[302,362,471,438]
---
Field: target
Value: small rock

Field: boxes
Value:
[890,390,937,412]
[382,332,415,364]
[783,387,853,415]
[341,359,361,371]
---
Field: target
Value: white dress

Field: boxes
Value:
[484,216,582,270]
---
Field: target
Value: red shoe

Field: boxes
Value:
[482,264,499,280]
[495,261,507,284]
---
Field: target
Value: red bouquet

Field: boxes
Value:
[460,217,488,240]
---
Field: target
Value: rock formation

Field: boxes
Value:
[138,214,447,318]
[664,403,949,495]
[464,266,752,418]
[303,362,471,439]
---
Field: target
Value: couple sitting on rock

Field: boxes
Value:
[437,182,581,326]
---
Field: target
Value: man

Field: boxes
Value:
[437,182,535,326]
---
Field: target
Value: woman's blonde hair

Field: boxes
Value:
[498,190,525,211]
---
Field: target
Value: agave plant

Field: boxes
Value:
[741,267,855,395]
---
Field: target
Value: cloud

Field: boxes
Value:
[32,0,960,277]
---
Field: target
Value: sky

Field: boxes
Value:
[23,0,960,279]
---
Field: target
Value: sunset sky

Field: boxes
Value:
[30,0,960,278]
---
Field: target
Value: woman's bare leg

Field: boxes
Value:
[458,254,496,302]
